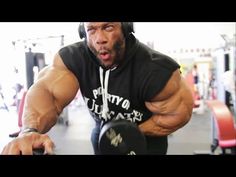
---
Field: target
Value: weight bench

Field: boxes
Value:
[206,100,236,155]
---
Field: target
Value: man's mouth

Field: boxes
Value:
[98,51,111,61]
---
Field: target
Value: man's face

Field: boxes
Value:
[84,22,126,69]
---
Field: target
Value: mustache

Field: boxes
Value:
[97,47,110,54]
[89,47,111,58]
[88,39,124,57]
[97,42,123,55]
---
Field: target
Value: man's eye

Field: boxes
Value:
[105,26,114,31]
[87,29,95,34]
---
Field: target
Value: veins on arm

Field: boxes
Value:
[139,69,194,136]
[22,54,79,133]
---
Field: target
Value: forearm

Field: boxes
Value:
[22,85,61,134]
[140,98,193,136]
[139,115,171,136]
[20,54,79,134]
[139,108,191,136]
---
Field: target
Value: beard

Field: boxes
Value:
[87,38,125,69]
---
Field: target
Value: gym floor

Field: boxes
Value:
[0,100,221,155]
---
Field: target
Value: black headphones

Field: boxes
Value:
[78,22,134,39]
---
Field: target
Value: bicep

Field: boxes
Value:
[145,69,194,128]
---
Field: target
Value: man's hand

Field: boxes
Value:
[1,132,55,155]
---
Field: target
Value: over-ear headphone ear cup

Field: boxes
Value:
[121,22,134,38]
[78,23,86,39]
[127,22,134,33]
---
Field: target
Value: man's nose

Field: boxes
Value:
[95,30,108,45]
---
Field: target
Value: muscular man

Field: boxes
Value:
[2,22,194,155]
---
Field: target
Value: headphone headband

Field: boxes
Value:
[78,22,134,39]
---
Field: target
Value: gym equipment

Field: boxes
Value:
[25,52,46,89]
[78,22,134,39]
[98,120,147,155]
[57,106,69,126]
[206,100,236,154]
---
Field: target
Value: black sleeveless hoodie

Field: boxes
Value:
[59,34,180,154]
